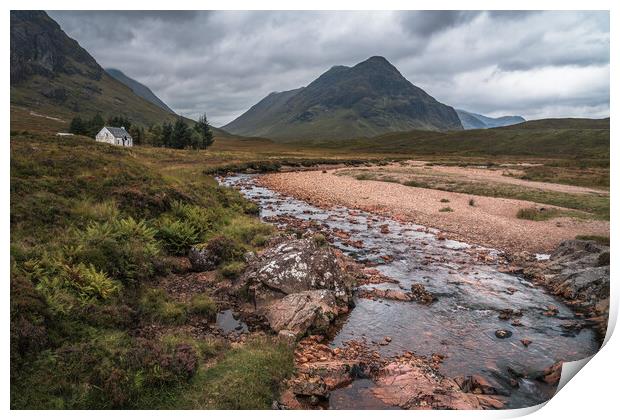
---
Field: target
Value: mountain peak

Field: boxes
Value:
[223,56,462,140]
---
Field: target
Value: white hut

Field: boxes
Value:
[95,126,133,147]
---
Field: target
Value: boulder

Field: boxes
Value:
[265,290,341,337]
[188,246,219,272]
[544,240,609,307]
[240,237,353,305]
[372,362,504,409]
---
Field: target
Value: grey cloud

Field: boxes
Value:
[48,10,609,125]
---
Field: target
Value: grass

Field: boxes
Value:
[343,169,609,220]
[10,131,296,409]
[176,338,295,409]
[515,207,584,221]
[10,111,611,408]
[576,235,610,246]
[299,124,609,160]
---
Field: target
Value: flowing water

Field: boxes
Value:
[221,174,599,409]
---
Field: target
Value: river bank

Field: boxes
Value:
[259,168,608,255]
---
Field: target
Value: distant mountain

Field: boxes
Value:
[106,68,175,114]
[223,56,463,140]
[10,11,180,127]
[456,109,525,129]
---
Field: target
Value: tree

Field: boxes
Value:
[87,113,105,138]
[161,122,173,148]
[69,117,88,135]
[128,125,145,145]
[171,118,192,149]
[107,115,131,130]
[194,113,214,149]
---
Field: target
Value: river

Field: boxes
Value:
[221,173,599,409]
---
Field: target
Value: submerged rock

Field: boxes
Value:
[495,329,512,339]
[358,288,413,301]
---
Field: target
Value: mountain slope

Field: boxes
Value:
[106,68,175,114]
[10,11,180,127]
[456,109,525,129]
[223,56,463,140]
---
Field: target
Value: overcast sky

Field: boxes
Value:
[49,10,609,126]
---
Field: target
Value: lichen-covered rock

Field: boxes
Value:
[188,236,244,272]
[188,246,219,271]
[264,290,342,337]
[525,239,609,339]
[240,237,353,305]
[536,240,609,310]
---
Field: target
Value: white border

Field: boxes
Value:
[3,1,616,419]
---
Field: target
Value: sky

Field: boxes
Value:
[48,10,610,126]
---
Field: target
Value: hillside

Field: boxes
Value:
[301,118,610,159]
[223,56,463,140]
[10,11,181,127]
[456,109,525,129]
[502,117,610,130]
[106,68,175,114]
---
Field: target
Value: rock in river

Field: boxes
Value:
[264,290,343,337]
[240,237,353,306]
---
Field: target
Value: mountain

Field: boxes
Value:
[223,56,463,140]
[10,11,180,127]
[106,68,175,114]
[456,109,525,129]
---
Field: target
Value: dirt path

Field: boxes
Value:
[260,170,609,255]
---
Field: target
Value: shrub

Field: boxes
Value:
[20,256,121,314]
[69,218,159,286]
[516,207,565,221]
[11,333,199,409]
[188,293,218,319]
[440,198,450,203]
[10,273,51,366]
[197,235,246,265]
[155,216,200,256]
[221,216,273,245]
[251,234,269,247]
[169,201,219,235]
[469,198,476,206]
[439,207,454,212]
[139,288,187,325]
[313,233,328,247]
[220,261,246,279]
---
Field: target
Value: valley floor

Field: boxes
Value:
[260,164,609,255]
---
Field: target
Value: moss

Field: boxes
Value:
[188,293,218,319]
[139,288,187,325]
[220,261,246,279]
